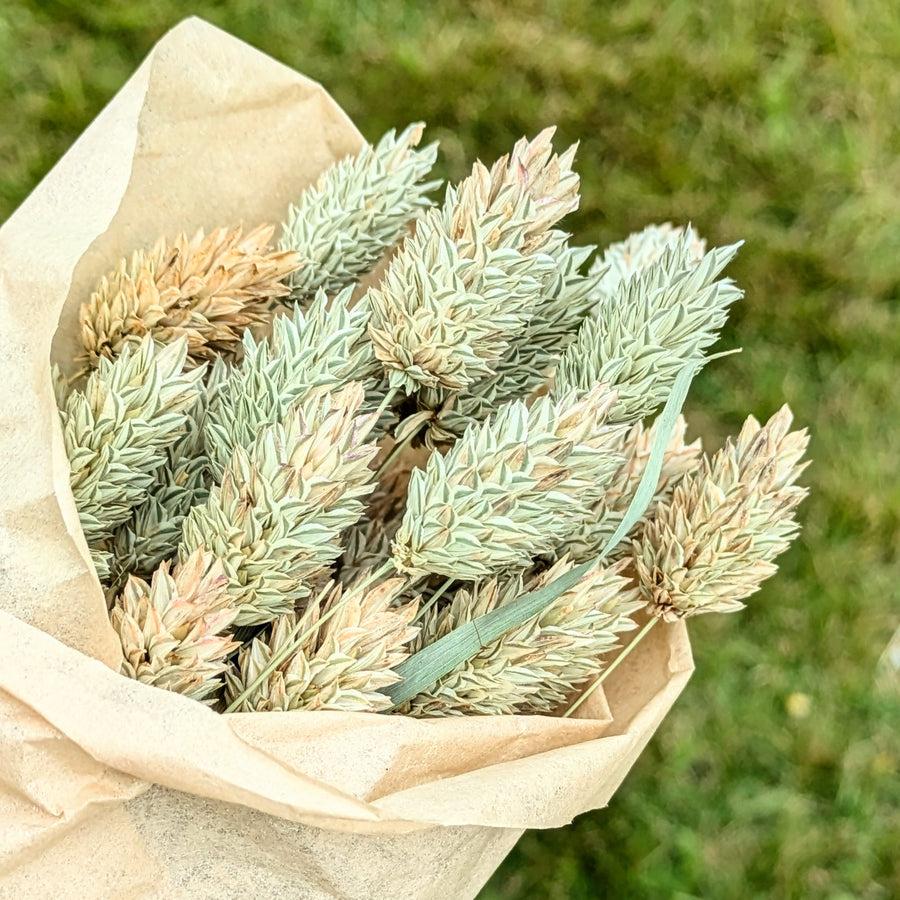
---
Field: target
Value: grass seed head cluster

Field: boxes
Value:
[60,123,808,716]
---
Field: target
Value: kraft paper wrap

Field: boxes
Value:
[0,18,694,900]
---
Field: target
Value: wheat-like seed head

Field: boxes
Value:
[449,127,580,255]
[110,548,239,704]
[391,385,624,579]
[109,391,213,589]
[555,229,742,423]
[59,336,204,578]
[338,516,398,587]
[280,123,439,300]
[634,405,809,620]
[591,222,707,304]
[367,131,580,398]
[223,575,419,712]
[201,288,380,480]
[80,224,301,367]
[425,235,599,444]
[558,415,703,563]
[180,383,380,626]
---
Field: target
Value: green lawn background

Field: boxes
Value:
[1,2,897,897]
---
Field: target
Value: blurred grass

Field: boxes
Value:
[2,1,898,897]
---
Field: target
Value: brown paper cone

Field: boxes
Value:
[0,18,694,899]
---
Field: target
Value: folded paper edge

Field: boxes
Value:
[0,606,693,832]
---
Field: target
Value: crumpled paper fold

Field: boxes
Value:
[0,18,693,899]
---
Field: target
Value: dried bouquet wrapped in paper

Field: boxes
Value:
[0,18,807,900]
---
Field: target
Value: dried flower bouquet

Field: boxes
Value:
[56,121,808,721]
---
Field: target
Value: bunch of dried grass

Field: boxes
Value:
[55,124,808,716]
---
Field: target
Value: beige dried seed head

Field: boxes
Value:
[392,384,624,579]
[279,123,439,300]
[80,224,302,367]
[224,575,419,713]
[634,405,809,621]
[180,382,381,626]
[451,127,580,255]
[367,129,580,396]
[339,516,399,586]
[60,335,204,574]
[591,222,707,303]
[110,548,239,704]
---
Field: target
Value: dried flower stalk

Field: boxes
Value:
[279,124,439,300]
[634,405,809,620]
[392,386,624,579]
[367,129,579,399]
[555,228,742,422]
[56,116,809,724]
[224,576,419,712]
[59,336,203,578]
[80,224,301,367]
[110,548,239,704]
[180,383,380,626]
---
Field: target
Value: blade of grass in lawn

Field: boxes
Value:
[382,359,703,708]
